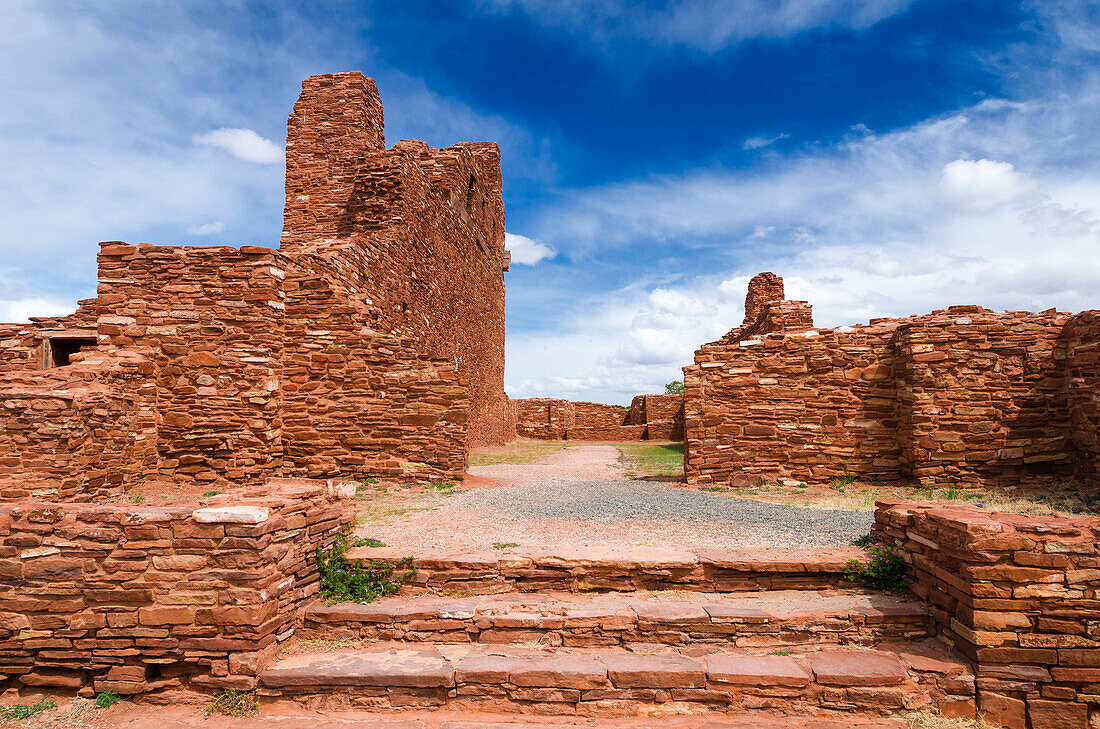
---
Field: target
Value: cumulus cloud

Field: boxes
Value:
[186,221,225,236]
[505,232,556,265]
[505,75,1100,402]
[193,128,283,164]
[940,159,1036,212]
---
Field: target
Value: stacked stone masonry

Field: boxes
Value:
[873,499,1100,729]
[0,479,356,695]
[0,71,512,497]
[685,273,1100,489]
[514,394,684,442]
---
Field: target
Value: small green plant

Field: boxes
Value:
[769,648,791,656]
[202,490,222,498]
[95,690,121,709]
[206,689,258,716]
[315,526,414,604]
[492,542,519,549]
[851,533,876,548]
[794,482,808,489]
[846,540,908,592]
[354,536,386,548]
[664,380,685,394]
[753,476,768,488]
[433,482,456,491]
[0,697,56,720]
[831,473,857,491]
[131,492,145,504]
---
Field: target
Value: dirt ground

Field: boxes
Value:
[1,697,917,729]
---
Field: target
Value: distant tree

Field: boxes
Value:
[665,380,685,394]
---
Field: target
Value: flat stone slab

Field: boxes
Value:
[509,655,609,689]
[602,653,706,688]
[808,650,908,686]
[704,654,811,686]
[260,648,454,688]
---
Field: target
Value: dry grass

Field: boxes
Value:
[902,710,999,729]
[205,690,258,717]
[712,477,1098,516]
[469,439,574,467]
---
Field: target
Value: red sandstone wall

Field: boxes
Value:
[0,352,157,500]
[279,245,468,481]
[686,273,1096,490]
[514,396,683,442]
[1066,312,1100,489]
[0,480,356,694]
[873,500,1100,729]
[514,398,574,439]
[93,243,288,486]
[685,323,901,485]
[280,73,509,450]
[895,309,1073,488]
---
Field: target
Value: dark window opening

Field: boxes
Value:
[465,174,477,215]
[46,337,97,367]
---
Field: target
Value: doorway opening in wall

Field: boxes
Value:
[42,336,97,368]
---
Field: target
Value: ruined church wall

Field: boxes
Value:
[93,243,288,487]
[894,309,1073,488]
[280,73,509,450]
[686,296,1094,489]
[278,245,468,482]
[1066,312,1100,488]
[514,395,683,442]
[684,324,901,485]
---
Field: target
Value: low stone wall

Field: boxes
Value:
[566,425,647,441]
[0,479,355,695]
[872,499,1100,729]
[515,395,683,442]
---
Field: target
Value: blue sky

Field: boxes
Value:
[2,1,1099,404]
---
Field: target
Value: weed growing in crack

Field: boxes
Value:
[315,526,413,604]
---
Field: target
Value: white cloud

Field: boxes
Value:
[505,74,1100,403]
[194,128,283,164]
[0,298,73,323]
[744,133,790,150]
[940,159,1036,212]
[505,232,556,265]
[186,221,225,236]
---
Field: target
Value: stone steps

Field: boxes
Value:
[347,546,866,595]
[258,642,975,719]
[301,589,931,649]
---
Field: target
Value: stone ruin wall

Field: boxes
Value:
[684,273,1099,490]
[873,499,1100,729]
[0,71,509,498]
[0,479,356,695]
[514,394,683,441]
[281,73,509,450]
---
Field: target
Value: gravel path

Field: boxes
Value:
[366,445,872,552]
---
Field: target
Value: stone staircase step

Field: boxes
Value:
[301,589,931,648]
[258,642,976,719]
[347,546,866,594]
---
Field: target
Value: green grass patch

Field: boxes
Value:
[95,691,121,709]
[0,697,56,720]
[492,542,519,549]
[615,442,684,480]
[469,440,573,467]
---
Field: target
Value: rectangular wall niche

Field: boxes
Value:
[42,335,97,368]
